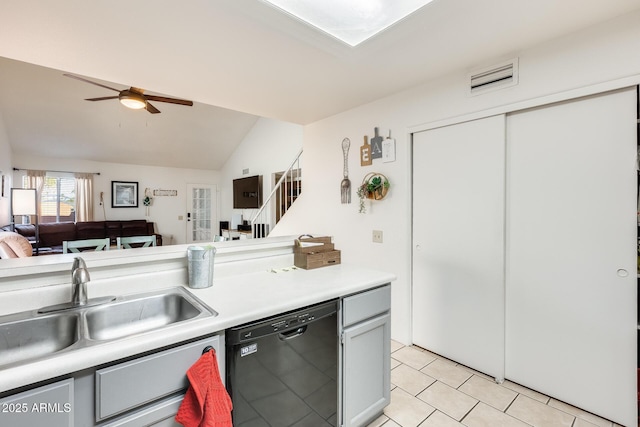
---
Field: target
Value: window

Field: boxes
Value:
[24,175,76,223]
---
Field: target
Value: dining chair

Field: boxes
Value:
[116,235,156,249]
[63,238,110,253]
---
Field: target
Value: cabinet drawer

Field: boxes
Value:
[0,378,73,427]
[101,394,183,427]
[96,335,222,421]
[343,285,390,327]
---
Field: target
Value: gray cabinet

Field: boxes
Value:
[0,334,224,427]
[96,334,222,422]
[100,395,183,427]
[97,334,223,425]
[341,285,391,427]
[0,378,73,427]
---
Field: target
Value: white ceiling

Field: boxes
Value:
[0,57,260,170]
[0,0,639,169]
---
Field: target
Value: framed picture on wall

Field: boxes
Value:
[111,181,138,208]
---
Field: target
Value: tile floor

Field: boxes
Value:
[368,341,626,427]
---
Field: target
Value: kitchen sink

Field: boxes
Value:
[0,312,80,367]
[0,287,216,369]
[85,289,213,341]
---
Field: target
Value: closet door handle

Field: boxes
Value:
[616,269,628,277]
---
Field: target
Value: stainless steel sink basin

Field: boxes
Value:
[85,288,213,341]
[0,287,216,369]
[0,312,80,367]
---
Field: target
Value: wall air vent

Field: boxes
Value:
[469,58,518,96]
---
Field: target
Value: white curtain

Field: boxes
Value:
[26,170,46,222]
[74,173,94,222]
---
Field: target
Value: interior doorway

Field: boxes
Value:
[186,184,217,243]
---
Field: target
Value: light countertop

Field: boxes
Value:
[0,263,395,393]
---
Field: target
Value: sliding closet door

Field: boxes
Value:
[506,88,636,426]
[412,115,506,380]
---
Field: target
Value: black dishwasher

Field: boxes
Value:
[226,300,338,427]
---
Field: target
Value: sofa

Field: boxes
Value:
[0,220,161,255]
[0,231,33,258]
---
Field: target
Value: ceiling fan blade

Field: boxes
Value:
[63,73,121,93]
[85,96,119,101]
[144,95,193,106]
[145,102,161,114]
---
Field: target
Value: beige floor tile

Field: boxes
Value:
[391,357,402,369]
[462,402,530,427]
[502,380,550,404]
[456,364,496,383]
[547,399,612,427]
[458,375,517,412]
[385,387,436,427]
[506,394,575,427]
[367,414,390,427]
[393,346,437,370]
[414,347,444,359]
[420,359,473,388]
[391,340,405,353]
[391,364,436,396]
[420,410,464,426]
[573,418,604,427]
[417,381,478,421]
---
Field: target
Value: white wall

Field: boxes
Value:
[0,112,12,226]
[219,117,303,229]
[12,153,218,244]
[273,11,640,344]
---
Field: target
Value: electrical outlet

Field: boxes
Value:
[372,230,383,243]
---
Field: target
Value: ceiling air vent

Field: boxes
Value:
[469,58,518,96]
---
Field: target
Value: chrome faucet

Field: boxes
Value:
[71,257,90,306]
[37,257,115,314]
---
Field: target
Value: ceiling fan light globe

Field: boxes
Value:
[119,93,146,109]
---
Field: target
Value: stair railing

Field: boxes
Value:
[251,149,303,238]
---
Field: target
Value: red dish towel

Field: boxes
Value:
[176,349,233,427]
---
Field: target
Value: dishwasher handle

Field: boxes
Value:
[278,325,307,341]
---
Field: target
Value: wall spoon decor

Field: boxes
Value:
[341,138,351,204]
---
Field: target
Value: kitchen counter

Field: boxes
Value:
[0,262,395,393]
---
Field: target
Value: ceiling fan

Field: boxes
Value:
[63,73,193,114]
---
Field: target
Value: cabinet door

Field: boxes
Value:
[0,379,73,427]
[506,88,636,426]
[96,334,222,421]
[342,313,390,427]
[412,115,506,380]
[101,394,183,427]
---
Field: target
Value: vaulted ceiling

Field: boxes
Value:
[0,0,638,169]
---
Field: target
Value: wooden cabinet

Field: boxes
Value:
[341,285,391,427]
[0,379,73,427]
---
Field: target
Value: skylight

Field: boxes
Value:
[261,0,435,47]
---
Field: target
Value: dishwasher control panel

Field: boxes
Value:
[227,299,337,343]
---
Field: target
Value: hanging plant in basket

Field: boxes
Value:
[357,172,390,213]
